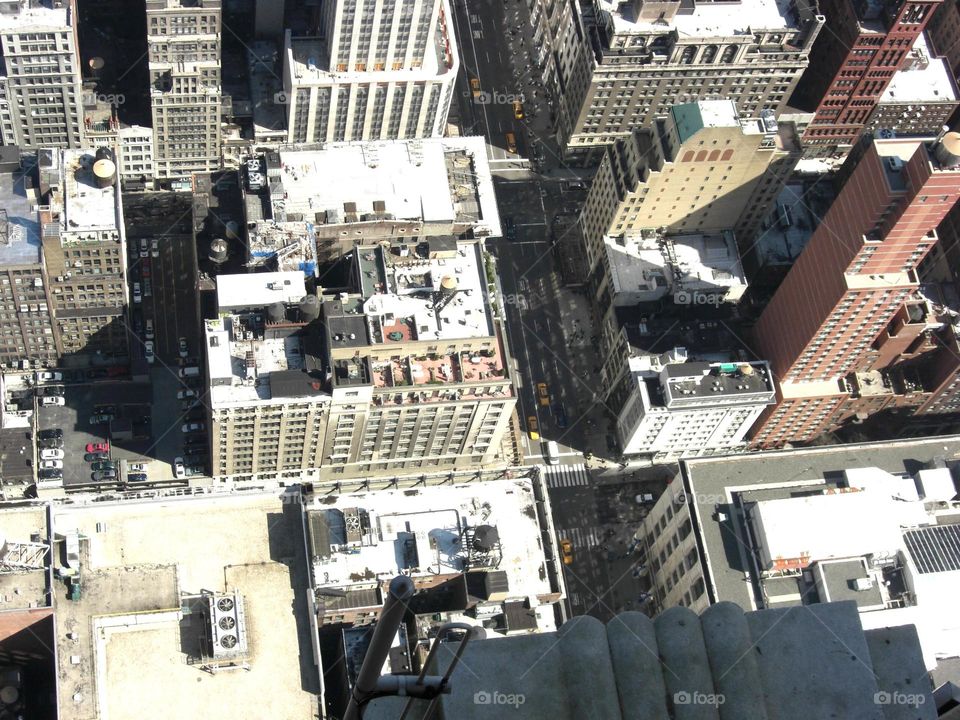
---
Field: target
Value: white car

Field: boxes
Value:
[36,371,63,382]
[181,422,205,433]
[130,462,147,472]
[173,457,186,479]
[139,239,149,258]
[144,340,155,364]
[177,389,196,400]
[39,459,63,470]
[145,319,155,340]
[151,238,160,257]
[178,337,188,358]
[40,448,64,461]
[40,396,65,406]
[133,282,142,304]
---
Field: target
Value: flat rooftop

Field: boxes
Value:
[681,436,960,668]
[880,33,958,104]
[52,492,316,720]
[216,271,306,311]
[304,478,556,631]
[355,242,492,344]
[600,0,797,36]
[0,162,42,265]
[606,230,747,301]
[0,0,69,31]
[206,314,327,406]
[751,181,833,269]
[661,360,775,404]
[271,137,496,227]
[60,149,121,234]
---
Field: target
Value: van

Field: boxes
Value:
[179,366,200,378]
[544,440,560,465]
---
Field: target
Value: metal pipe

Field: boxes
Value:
[344,575,415,720]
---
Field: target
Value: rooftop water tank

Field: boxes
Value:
[92,158,116,188]
[266,301,286,324]
[299,294,320,322]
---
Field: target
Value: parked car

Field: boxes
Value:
[133,310,143,335]
[127,473,148,483]
[527,415,540,441]
[91,459,116,470]
[133,283,142,304]
[151,238,159,257]
[38,468,62,480]
[145,319,154,340]
[39,396,65,406]
[143,278,152,297]
[89,414,112,425]
[129,462,147,472]
[178,337,188,358]
[84,452,109,462]
[177,389,197,400]
[39,436,63,449]
[93,404,117,416]
[173,457,186,478]
[92,469,117,481]
[35,371,63,382]
[139,239,149,258]
[142,258,151,278]
[537,382,550,406]
[179,367,200,378]
[144,341,155,364]
[40,448,64,460]
[552,403,568,429]
[39,459,63,470]
[85,442,109,453]
[181,422,205,433]
[38,428,63,441]
[87,368,108,379]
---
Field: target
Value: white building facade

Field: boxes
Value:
[0,0,84,149]
[281,0,459,143]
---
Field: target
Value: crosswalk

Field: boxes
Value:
[542,463,591,488]
[556,526,603,548]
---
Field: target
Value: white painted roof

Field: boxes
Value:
[215,271,306,311]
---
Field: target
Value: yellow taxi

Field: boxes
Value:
[527,415,539,440]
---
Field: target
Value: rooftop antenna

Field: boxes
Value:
[344,576,475,720]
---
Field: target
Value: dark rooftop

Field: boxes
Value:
[271,369,327,399]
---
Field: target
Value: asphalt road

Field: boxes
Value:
[451,0,551,167]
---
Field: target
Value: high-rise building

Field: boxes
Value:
[635,437,960,669]
[612,350,775,460]
[38,147,129,362]
[205,240,516,483]
[790,0,941,158]
[241,136,501,273]
[281,0,459,143]
[750,132,960,448]
[0,0,84,150]
[146,0,222,181]
[580,100,801,275]
[0,147,128,368]
[863,33,960,138]
[561,0,823,164]
[0,150,59,367]
[525,0,593,148]
[921,0,960,76]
